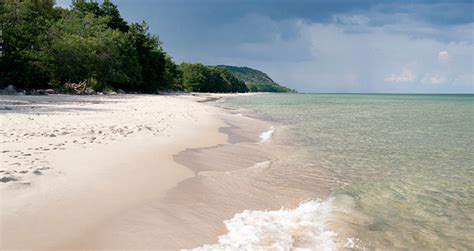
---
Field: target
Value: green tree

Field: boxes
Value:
[71,0,102,16]
[71,0,128,32]
[100,0,128,32]
[48,12,102,84]
[1,0,58,89]
[213,66,248,92]
[128,21,168,92]
[179,63,248,93]
[0,0,241,93]
[162,55,183,90]
[48,11,140,90]
[179,63,207,91]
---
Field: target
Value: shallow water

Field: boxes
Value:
[219,94,474,250]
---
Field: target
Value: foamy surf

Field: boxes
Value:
[188,198,337,251]
[259,126,274,142]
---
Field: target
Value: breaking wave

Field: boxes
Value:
[189,198,338,251]
[259,126,274,142]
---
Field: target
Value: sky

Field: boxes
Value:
[56,0,474,93]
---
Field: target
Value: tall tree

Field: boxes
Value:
[48,11,140,90]
[71,0,101,16]
[128,21,167,92]
[71,0,128,32]
[0,0,58,89]
[100,0,128,32]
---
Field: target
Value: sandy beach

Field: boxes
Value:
[0,93,342,250]
[0,94,237,249]
[1,92,312,250]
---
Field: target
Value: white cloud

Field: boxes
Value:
[271,21,473,92]
[384,66,417,83]
[195,14,473,93]
[438,51,450,62]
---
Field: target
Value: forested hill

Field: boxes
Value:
[217,66,296,93]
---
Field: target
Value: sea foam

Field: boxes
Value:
[189,198,337,251]
[259,126,274,142]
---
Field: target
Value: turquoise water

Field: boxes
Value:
[223,94,474,250]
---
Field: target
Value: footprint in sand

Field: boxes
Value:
[33,167,50,175]
[33,170,43,175]
[0,176,18,183]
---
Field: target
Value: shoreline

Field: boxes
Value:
[0,94,231,249]
[66,94,280,249]
[1,92,335,250]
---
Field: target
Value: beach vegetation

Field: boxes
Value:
[217,65,296,93]
[179,63,249,93]
[0,0,290,93]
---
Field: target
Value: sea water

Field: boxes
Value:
[211,94,473,250]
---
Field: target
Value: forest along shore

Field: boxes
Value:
[0,93,238,249]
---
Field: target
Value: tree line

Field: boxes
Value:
[0,0,250,93]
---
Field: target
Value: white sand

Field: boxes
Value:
[0,94,228,249]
